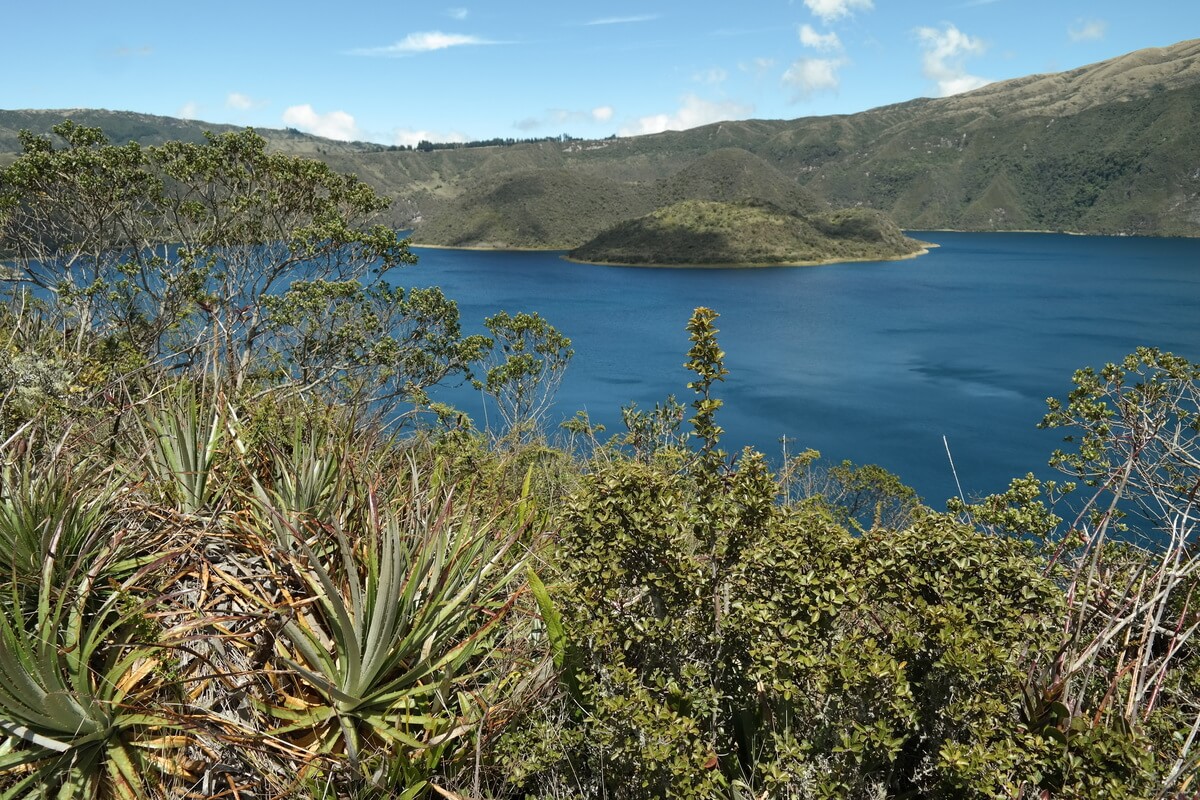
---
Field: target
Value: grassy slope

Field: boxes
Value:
[0,108,396,155]
[798,82,1200,235]
[410,167,655,249]
[652,147,825,217]
[410,146,828,249]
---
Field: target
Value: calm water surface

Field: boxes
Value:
[388,232,1200,506]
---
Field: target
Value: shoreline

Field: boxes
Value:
[410,241,569,253]
[560,245,934,269]
[902,227,1188,239]
[409,225,1200,261]
[412,241,937,269]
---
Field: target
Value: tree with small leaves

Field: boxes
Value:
[478,311,573,440]
[0,123,486,413]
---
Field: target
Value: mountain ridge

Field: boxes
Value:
[3,38,1199,238]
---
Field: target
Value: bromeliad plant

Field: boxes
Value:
[243,462,531,793]
[245,411,365,551]
[139,381,225,517]
[0,448,117,590]
[0,554,193,799]
[266,416,347,521]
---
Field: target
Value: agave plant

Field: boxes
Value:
[270,416,345,519]
[0,557,193,799]
[247,412,363,550]
[0,451,117,590]
[140,381,224,516]
[246,464,530,792]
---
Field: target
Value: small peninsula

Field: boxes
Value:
[568,201,929,266]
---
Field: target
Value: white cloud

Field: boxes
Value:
[693,67,728,84]
[799,24,842,51]
[803,0,873,24]
[351,31,495,56]
[916,23,989,96]
[782,57,844,99]
[514,106,617,132]
[586,14,660,25]
[282,104,361,141]
[619,94,753,136]
[1068,18,1107,42]
[393,128,467,148]
[226,92,256,110]
[447,7,468,19]
[739,57,777,76]
[178,101,200,120]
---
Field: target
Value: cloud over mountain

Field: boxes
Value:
[917,23,989,96]
[620,95,753,136]
[282,104,360,141]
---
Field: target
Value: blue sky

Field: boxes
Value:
[5,1,1195,145]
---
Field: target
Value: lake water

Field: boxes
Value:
[389,232,1200,507]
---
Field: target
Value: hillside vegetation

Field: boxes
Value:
[651,147,824,217]
[3,39,1198,237]
[413,147,836,252]
[411,167,655,249]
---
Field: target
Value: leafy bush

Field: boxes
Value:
[488,310,1192,800]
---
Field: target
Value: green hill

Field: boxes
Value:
[0,108,389,154]
[652,147,824,217]
[410,168,655,249]
[569,201,927,266]
[411,147,827,249]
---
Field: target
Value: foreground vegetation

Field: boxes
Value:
[1,124,1198,799]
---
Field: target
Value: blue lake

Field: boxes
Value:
[388,232,1200,507]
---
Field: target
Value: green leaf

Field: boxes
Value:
[527,568,566,671]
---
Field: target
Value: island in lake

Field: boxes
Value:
[568,201,928,267]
